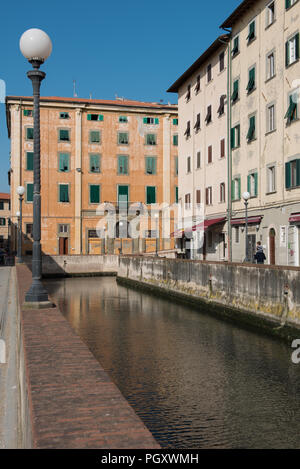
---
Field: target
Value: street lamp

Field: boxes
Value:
[119,221,123,255]
[154,213,159,256]
[242,191,250,262]
[20,28,52,307]
[16,185,25,263]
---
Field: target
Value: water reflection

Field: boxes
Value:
[46,277,300,449]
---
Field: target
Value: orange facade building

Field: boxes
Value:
[6,96,178,256]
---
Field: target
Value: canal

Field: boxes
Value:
[46,276,300,449]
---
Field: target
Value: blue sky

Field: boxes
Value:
[0,0,241,192]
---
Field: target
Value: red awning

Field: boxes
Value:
[289,213,300,223]
[231,216,262,225]
[192,217,226,231]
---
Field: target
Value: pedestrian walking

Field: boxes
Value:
[254,242,266,264]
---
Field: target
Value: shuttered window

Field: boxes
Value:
[59,129,70,141]
[220,139,225,158]
[26,152,34,171]
[247,116,256,142]
[90,185,100,204]
[232,79,239,102]
[87,114,103,121]
[285,160,300,189]
[247,172,258,196]
[146,134,157,145]
[173,118,178,125]
[59,153,70,172]
[231,124,240,149]
[285,94,298,124]
[232,178,241,201]
[26,183,34,202]
[143,117,159,124]
[247,21,256,44]
[285,33,299,67]
[173,134,178,146]
[89,154,100,173]
[118,132,129,145]
[246,67,255,93]
[59,184,69,203]
[89,131,100,143]
[145,157,156,175]
[232,36,239,57]
[118,155,129,175]
[175,187,178,203]
[26,128,34,140]
[146,186,156,204]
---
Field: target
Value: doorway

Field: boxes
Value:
[247,234,256,262]
[59,237,69,255]
[118,185,129,211]
[269,228,276,265]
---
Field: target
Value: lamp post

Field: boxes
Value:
[119,221,123,255]
[16,185,25,263]
[20,28,52,307]
[155,213,159,256]
[242,191,250,262]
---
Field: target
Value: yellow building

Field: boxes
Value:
[6,96,178,256]
[0,193,10,251]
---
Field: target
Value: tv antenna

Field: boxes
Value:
[73,80,78,98]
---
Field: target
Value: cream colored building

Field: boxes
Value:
[0,193,10,251]
[221,0,300,265]
[168,35,230,260]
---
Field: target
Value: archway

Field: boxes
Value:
[269,228,276,265]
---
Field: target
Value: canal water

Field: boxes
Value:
[46,276,300,449]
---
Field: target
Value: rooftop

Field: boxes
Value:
[220,0,257,29]
[0,193,10,200]
[167,35,230,93]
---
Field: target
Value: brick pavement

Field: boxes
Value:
[16,264,159,449]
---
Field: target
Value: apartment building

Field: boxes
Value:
[6,96,178,256]
[167,36,230,260]
[221,0,300,265]
[0,193,10,250]
[168,0,300,265]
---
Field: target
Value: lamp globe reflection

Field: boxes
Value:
[17,185,25,196]
[19,29,52,62]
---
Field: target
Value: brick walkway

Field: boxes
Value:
[16,265,159,449]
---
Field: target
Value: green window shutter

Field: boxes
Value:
[143,118,148,124]
[236,125,240,147]
[59,153,69,171]
[286,0,291,9]
[26,152,34,171]
[24,110,29,116]
[173,118,178,125]
[286,41,290,67]
[254,173,258,196]
[175,187,178,203]
[27,183,33,202]
[175,156,178,175]
[60,129,69,141]
[285,162,291,189]
[59,185,69,202]
[247,175,251,193]
[296,33,300,59]
[146,157,156,174]
[90,185,100,204]
[230,128,235,149]
[98,114,104,121]
[155,118,159,125]
[247,116,255,141]
[146,186,156,204]
[27,128,34,139]
[118,156,128,174]
[90,154,100,172]
[87,114,92,121]
[231,181,235,200]
[90,131,100,143]
[238,178,241,200]
[173,134,178,146]
[296,160,300,187]
[232,80,239,102]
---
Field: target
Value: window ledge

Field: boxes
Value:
[286,58,300,69]
[265,19,276,31]
[232,51,240,59]
[265,74,276,84]
[286,0,299,12]
[247,87,256,96]
[266,190,277,195]
[247,37,257,47]
[247,138,257,144]
[232,98,240,105]
[265,128,277,136]
[286,117,300,127]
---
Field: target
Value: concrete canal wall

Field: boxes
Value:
[117,257,300,341]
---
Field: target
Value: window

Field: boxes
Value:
[26,224,33,237]
[87,114,103,121]
[146,186,156,204]
[60,112,69,119]
[247,20,256,44]
[232,177,241,201]
[208,231,213,248]
[175,187,179,203]
[0,218,6,226]
[195,75,200,93]
[187,156,191,173]
[26,127,34,140]
[285,93,298,124]
[186,85,191,101]
[232,36,239,57]
[0,202,3,210]
[118,132,129,145]
[266,2,275,27]
[175,156,178,175]
[89,154,101,173]
[26,183,33,202]
[218,95,225,116]
[145,134,156,145]
[220,138,225,158]
[286,0,299,10]
[286,33,300,67]
[184,121,191,138]
[220,183,226,203]
[267,104,276,132]
[207,64,212,82]
[196,190,201,206]
[173,134,178,146]
[232,79,239,103]
[145,157,156,175]
[205,105,212,125]
[286,159,300,188]
[247,115,256,142]
[118,155,129,175]
[185,193,191,209]
[235,226,239,243]
[206,187,212,205]
[24,110,33,117]
[194,113,201,132]
[267,165,276,193]
[196,151,201,169]
[89,130,101,143]
[59,184,69,203]
[247,172,258,197]
[59,224,69,233]
[267,52,275,80]
[247,67,256,94]
[219,51,225,72]
[231,124,240,149]
[119,116,128,123]
[173,118,178,125]
[26,152,33,171]
[89,185,100,204]
[208,145,212,164]
[143,117,159,124]
[88,230,98,238]
[59,129,70,142]
[58,153,70,172]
